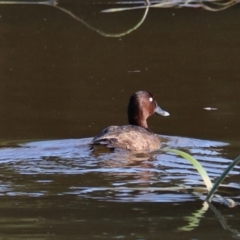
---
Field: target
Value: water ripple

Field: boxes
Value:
[0,136,239,202]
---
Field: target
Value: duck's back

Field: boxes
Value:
[91,125,161,151]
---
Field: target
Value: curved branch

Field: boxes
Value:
[53,4,150,37]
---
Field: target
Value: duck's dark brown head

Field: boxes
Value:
[127,91,169,129]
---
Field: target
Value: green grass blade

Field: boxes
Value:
[206,155,240,202]
[162,148,213,191]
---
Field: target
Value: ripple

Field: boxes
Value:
[0,136,239,203]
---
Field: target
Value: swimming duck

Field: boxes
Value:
[91,91,170,152]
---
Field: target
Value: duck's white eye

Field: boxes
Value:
[149,97,153,102]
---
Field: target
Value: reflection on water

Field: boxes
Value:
[0,136,240,238]
[0,136,239,203]
[1,0,238,37]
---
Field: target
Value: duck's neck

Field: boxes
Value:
[128,106,148,127]
[128,96,149,129]
[129,116,148,128]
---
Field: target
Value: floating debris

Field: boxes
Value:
[203,107,218,111]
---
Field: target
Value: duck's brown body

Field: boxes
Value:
[92,125,161,151]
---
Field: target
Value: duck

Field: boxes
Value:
[91,91,170,152]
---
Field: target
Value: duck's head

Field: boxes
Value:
[127,91,169,129]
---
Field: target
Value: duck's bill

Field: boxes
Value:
[155,106,170,116]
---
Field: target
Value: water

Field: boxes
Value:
[1,0,240,239]
[0,136,239,238]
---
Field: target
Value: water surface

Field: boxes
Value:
[1,1,240,239]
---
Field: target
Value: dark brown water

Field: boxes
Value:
[1,1,240,239]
